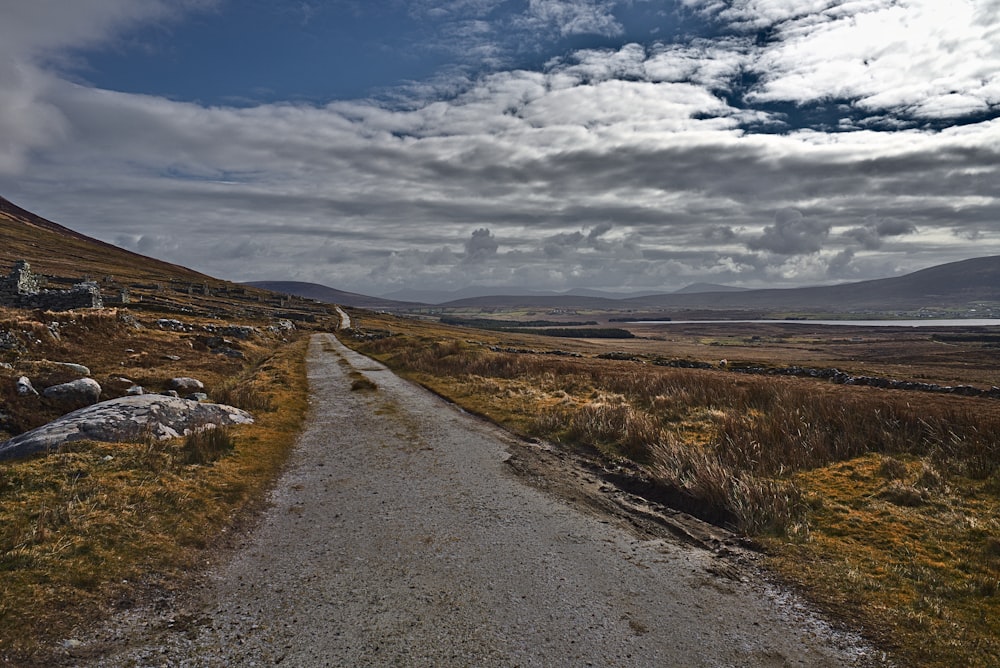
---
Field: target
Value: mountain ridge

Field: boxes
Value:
[245,281,420,309]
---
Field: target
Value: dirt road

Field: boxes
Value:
[80,333,882,666]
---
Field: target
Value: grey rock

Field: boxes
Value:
[169,377,204,393]
[126,385,145,396]
[162,355,181,362]
[42,378,102,406]
[50,361,91,376]
[0,395,254,462]
[163,390,180,398]
[186,392,209,402]
[156,319,189,331]
[16,376,38,396]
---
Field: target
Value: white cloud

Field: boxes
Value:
[517,0,624,37]
[701,0,1000,120]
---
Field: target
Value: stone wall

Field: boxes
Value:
[0,261,103,310]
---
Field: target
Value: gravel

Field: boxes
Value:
[75,333,886,667]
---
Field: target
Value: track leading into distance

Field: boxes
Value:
[84,333,883,667]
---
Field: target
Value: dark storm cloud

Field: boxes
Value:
[747,209,830,255]
[843,216,917,250]
[464,227,499,262]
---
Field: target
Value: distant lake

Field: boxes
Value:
[629,319,1000,328]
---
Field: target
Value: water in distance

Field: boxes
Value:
[631,319,1000,328]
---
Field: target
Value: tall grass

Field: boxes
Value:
[360,333,1000,534]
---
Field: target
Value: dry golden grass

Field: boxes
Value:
[344,311,1000,667]
[0,313,310,664]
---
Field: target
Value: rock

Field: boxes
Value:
[169,377,204,393]
[220,325,259,340]
[42,378,102,406]
[186,392,209,402]
[126,385,145,396]
[162,355,181,362]
[163,390,180,398]
[15,376,38,396]
[156,319,189,332]
[49,361,91,376]
[0,395,254,462]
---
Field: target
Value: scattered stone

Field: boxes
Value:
[163,390,180,398]
[125,385,145,396]
[49,361,91,376]
[0,395,254,462]
[597,351,640,361]
[162,355,181,361]
[169,377,204,394]
[42,378,102,406]
[156,319,189,332]
[15,376,38,396]
[0,330,22,351]
[186,392,209,402]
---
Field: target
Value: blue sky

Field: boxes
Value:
[2,1,999,296]
[70,2,708,105]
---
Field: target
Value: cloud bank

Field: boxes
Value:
[0,0,998,295]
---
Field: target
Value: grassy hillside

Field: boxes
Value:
[246,280,420,310]
[0,196,339,664]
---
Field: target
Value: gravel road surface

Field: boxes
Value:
[78,333,883,667]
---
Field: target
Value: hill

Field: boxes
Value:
[245,281,420,310]
[0,196,210,285]
[672,282,748,294]
[436,256,1000,315]
[0,196,328,321]
[622,255,1000,313]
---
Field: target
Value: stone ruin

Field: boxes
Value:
[0,260,102,310]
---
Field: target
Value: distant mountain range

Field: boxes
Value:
[671,282,749,295]
[432,256,1000,313]
[251,257,1000,315]
[381,286,663,304]
[245,281,421,309]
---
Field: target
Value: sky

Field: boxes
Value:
[1,0,999,297]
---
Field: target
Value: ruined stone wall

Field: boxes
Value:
[15,283,103,310]
[0,261,103,310]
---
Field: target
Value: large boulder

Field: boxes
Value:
[169,377,205,394]
[42,378,102,406]
[0,395,254,462]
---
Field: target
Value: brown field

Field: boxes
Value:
[0,306,326,665]
[344,310,1000,668]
